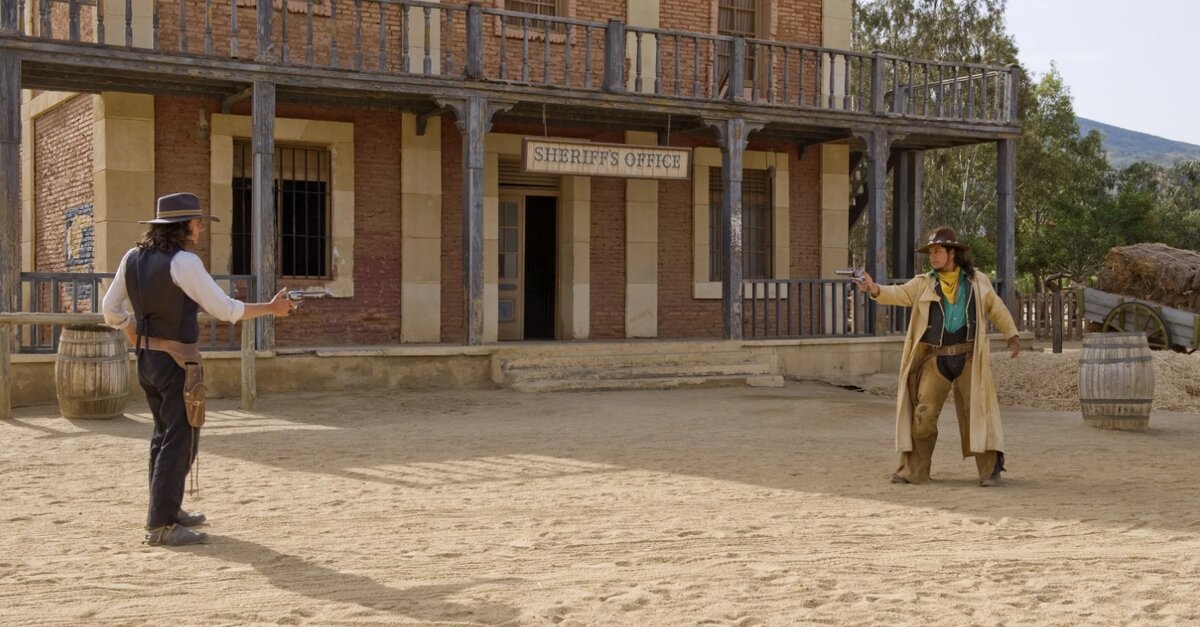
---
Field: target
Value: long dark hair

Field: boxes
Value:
[136,222,190,253]
[952,247,976,281]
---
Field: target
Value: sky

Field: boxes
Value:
[1004,0,1200,146]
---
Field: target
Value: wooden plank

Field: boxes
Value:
[996,138,1016,311]
[0,51,19,401]
[240,319,256,410]
[0,323,10,420]
[252,80,276,350]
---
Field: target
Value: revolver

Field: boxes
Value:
[285,289,328,308]
[835,268,865,283]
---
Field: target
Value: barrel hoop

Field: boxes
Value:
[57,392,129,401]
[1081,343,1154,349]
[1080,398,1153,405]
[1079,357,1153,364]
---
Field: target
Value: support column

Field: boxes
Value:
[624,130,658,337]
[401,113,443,342]
[891,149,910,278]
[863,129,888,284]
[862,129,889,335]
[708,118,763,340]
[252,81,276,350]
[440,96,511,346]
[909,150,925,277]
[1,41,19,418]
[997,138,1016,310]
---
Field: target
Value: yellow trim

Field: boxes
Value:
[209,114,356,298]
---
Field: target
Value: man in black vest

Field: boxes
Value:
[103,192,292,546]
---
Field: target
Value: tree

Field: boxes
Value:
[853,0,1019,275]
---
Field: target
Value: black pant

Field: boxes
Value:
[138,349,198,529]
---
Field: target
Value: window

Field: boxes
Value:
[716,0,761,92]
[503,0,565,34]
[232,142,333,279]
[709,168,772,281]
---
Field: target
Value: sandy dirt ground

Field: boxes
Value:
[2,382,1199,626]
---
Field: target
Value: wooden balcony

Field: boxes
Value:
[0,0,1019,148]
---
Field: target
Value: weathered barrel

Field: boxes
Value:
[1078,332,1154,431]
[55,325,130,420]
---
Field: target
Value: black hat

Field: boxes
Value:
[916,226,969,254]
[139,192,221,224]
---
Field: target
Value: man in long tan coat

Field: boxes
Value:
[858,227,1020,487]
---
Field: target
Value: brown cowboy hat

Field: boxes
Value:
[916,226,969,254]
[138,192,221,224]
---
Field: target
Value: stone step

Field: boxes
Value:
[499,350,770,372]
[510,374,785,393]
[502,361,776,382]
[492,340,738,359]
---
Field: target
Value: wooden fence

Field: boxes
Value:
[0,312,257,419]
[1016,289,1085,341]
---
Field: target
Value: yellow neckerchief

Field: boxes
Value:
[937,267,961,305]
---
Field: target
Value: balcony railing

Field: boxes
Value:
[1,0,1019,125]
[744,278,1008,339]
[17,271,255,353]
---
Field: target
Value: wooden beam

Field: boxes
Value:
[706,117,765,341]
[439,96,513,346]
[252,80,276,350]
[221,86,253,113]
[892,149,910,278]
[0,54,18,418]
[909,150,925,278]
[997,138,1016,311]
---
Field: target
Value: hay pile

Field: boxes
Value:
[864,350,1200,412]
[1096,243,1200,313]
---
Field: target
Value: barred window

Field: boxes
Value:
[232,143,333,279]
[505,0,561,18]
[709,168,772,281]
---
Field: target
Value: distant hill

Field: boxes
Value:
[1078,117,1200,169]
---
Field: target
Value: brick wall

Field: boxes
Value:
[590,175,626,339]
[156,97,403,347]
[657,133,821,339]
[34,95,94,274]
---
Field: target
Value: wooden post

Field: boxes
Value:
[465,2,483,79]
[1,323,10,419]
[240,319,256,409]
[997,137,1016,311]
[1,0,17,33]
[256,0,273,62]
[252,81,276,350]
[864,129,888,334]
[891,149,909,277]
[909,150,925,277]
[708,118,762,341]
[728,37,745,102]
[1,51,18,417]
[440,97,511,345]
[602,18,625,93]
[870,51,885,115]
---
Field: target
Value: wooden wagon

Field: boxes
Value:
[1081,287,1200,353]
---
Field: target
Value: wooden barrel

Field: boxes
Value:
[1078,332,1154,431]
[55,325,130,420]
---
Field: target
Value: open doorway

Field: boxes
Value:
[498,194,558,340]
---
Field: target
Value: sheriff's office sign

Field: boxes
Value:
[522,138,691,180]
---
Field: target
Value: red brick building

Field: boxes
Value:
[3,0,1019,352]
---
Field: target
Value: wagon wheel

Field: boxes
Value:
[1101,302,1173,351]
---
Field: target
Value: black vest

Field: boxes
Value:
[125,249,200,343]
[919,273,977,346]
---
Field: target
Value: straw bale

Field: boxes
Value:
[1096,243,1200,313]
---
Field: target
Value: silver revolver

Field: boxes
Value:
[285,290,327,308]
[835,268,865,283]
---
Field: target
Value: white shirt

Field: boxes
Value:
[102,247,246,330]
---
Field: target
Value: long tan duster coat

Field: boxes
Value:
[873,271,1019,455]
